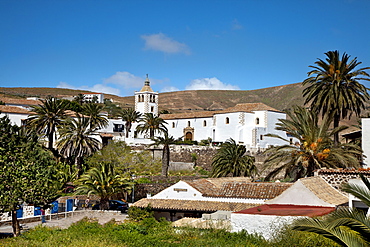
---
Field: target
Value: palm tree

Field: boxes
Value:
[303,50,370,145]
[120,108,141,138]
[75,163,131,210]
[210,138,257,178]
[136,113,167,139]
[150,131,177,177]
[292,174,370,246]
[27,97,69,157]
[81,102,108,131]
[264,106,362,181]
[56,115,101,175]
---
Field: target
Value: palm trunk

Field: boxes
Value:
[161,145,170,177]
[334,114,340,146]
[100,197,109,210]
[11,210,21,237]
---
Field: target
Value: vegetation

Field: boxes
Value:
[56,115,101,175]
[75,163,131,210]
[210,138,257,178]
[150,132,177,177]
[119,107,141,138]
[263,106,362,181]
[0,216,338,247]
[136,113,168,139]
[292,174,370,246]
[303,50,370,145]
[27,96,69,157]
[81,102,108,131]
[0,116,61,236]
[86,141,161,175]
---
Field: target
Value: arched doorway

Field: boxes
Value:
[183,127,194,141]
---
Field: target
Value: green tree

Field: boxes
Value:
[210,138,257,178]
[56,115,101,175]
[263,106,362,181]
[150,132,177,177]
[75,163,131,210]
[303,50,370,145]
[87,141,161,175]
[27,97,69,157]
[73,93,85,105]
[120,108,141,138]
[292,174,370,246]
[103,99,121,118]
[82,102,108,131]
[136,113,168,139]
[0,116,61,236]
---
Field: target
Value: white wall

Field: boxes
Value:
[0,112,30,126]
[152,181,266,204]
[231,213,303,239]
[362,118,370,168]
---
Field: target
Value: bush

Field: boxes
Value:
[127,205,154,222]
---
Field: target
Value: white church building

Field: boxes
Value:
[98,77,294,150]
[0,76,294,150]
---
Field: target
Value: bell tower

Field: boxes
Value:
[135,75,158,116]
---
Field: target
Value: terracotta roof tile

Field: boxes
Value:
[133,198,261,212]
[234,204,336,217]
[0,105,32,114]
[0,96,41,106]
[161,103,280,120]
[299,177,348,206]
[185,178,291,199]
[315,168,370,175]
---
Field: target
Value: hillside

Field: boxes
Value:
[0,83,367,132]
[0,82,306,112]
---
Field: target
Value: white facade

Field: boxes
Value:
[231,213,302,239]
[152,181,267,204]
[83,93,104,103]
[362,118,370,168]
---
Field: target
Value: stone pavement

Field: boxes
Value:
[0,210,128,234]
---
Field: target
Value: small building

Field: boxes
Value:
[133,177,292,221]
[82,93,104,103]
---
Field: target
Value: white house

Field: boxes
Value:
[82,93,104,103]
[133,177,292,221]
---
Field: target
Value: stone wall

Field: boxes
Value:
[315,169,370,191]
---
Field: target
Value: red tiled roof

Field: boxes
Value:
[186,178,292,200]
[161,103,280,120]
[0,96,41,106]
[0,105,32,114]
[234,204,336,217]
[133,198,261,212]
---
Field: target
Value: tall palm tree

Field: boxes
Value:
[263,106,362,181]
[136,113,167,139]
[81,102,108,131]
[150,131,177,177]
[120,108,141,138]
[75,163,130,210]
[292,174,370,246]
[56,115,101,175]
[210,138,257,178]
[303,50,370,145]
[27,97,69,156]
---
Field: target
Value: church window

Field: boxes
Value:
[256,118,260,125]
[225,117,229,124]
[172,122,175,128]
[260,135,264,140]
[290,138,293,145]
[151,106,154,112]
[203,120,207,127]
[188,121,191,127]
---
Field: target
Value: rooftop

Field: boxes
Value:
[234,204,336,217]
[133,198,261,212]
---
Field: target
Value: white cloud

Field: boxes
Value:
[232,19,243,30]
[141,33,191,55]
[103,71,143,88]
[185,78,240,90]
[57,82,121,95]
[161,86,180,93]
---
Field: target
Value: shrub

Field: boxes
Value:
[127,205,154,222]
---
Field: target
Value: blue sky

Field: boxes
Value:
[1,0,370,97]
